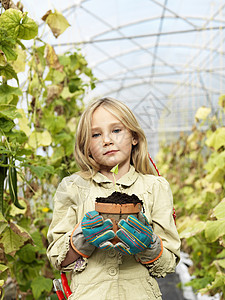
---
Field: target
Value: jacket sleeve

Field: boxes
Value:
[47,176,85,272]
[136,176,181,278]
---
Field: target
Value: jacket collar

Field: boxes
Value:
[92,165,138,188]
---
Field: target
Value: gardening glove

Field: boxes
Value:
[114,212,155,255]
[71,222,96,258]
[81,211,115,251]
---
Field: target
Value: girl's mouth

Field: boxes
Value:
[104,150,119,155]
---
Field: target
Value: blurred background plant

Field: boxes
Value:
[157,97,225,297]
[0,3,96,299]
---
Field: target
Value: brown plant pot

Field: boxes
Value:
[95,201,142,244]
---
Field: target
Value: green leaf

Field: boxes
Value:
[51,146,64,164]
[110,164,119,175]
[54,132,71,144]
[0,264,8,273]
[10,200,26,216]
[5,130,27,143]
[45,68,65,84]
[0,263,8,282]
[213,151,225,169]
[17,109,31,136]
[199,273,225,294]
[28,131,52,148]
[0,106,21,120]
[17,244,36,263]
[0,43,17,61]
[205,127,225,150]
[0,118,15,132]
[27,164,54,179]
[31,231,45,254]
[0,84,22,103]
[43,113,66,134]
[0,63,18,83]
[0,213,7,234]
[219,95,225,110]
[213,258,225,269]
[11,46,26,73]
[0,9,38,40]
[31,276,52,299]
[213,199,225,220]
[205,166,224,183]
[195,106,211,121]
[0,50,7,66]
[42,9,70,38]
[24,164,54,179]
[205,219,225,242]
[0,226,28,255]
[179,221,206,239]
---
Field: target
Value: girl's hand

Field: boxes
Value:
[81,211,115,250]
[114,212,154,255]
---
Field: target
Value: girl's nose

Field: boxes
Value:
[103,133,113,145]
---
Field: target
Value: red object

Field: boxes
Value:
[53,279,66,300]
[148,153,160,176]
[61,272,72,298]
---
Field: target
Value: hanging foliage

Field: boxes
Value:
[0,5,96,299]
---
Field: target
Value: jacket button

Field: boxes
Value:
[108,267,117,276]
[108,249,116,257]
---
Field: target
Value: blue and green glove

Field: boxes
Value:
[81,211,115,251]
[71,211,115,258]
[114,212,154,255]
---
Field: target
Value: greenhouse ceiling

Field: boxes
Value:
[22,0,225,157]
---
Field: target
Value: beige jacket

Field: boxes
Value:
[47,165,180,300]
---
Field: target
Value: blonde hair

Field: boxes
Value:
[74,97,157,179]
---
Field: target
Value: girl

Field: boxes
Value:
[47,97,181,300]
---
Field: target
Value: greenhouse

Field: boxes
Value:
[0,0,224,299]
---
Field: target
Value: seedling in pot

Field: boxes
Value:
[110,163,119,191]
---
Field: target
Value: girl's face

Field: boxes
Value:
[89,106,138,173]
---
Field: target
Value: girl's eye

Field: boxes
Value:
[113,129,121,133]
[92,133,101,138]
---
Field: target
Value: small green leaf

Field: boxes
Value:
[31,231,45,254]
[31,276,52,299]
[0,118,15,132]
[110,164,119,175]
[0,63,18,83]
[0,43,17,61]
[17,244,36,263]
